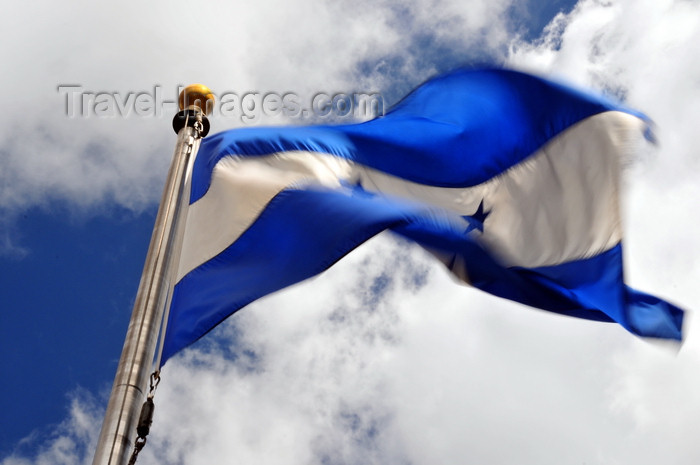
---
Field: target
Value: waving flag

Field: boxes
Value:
[161,68,684,364]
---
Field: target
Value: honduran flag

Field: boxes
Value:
[160,68,684,364]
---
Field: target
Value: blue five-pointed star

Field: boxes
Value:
[462,199,490,234]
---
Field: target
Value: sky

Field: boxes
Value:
[1,0,699,464]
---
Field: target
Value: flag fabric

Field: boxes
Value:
[160,68,684,364]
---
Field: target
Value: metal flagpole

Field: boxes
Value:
[92,85,214,465]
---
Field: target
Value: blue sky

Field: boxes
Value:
[0,205,154,453]
[2,1,700,464]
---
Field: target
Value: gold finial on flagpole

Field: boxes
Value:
[173,84,214,136]
[178,84,215,115]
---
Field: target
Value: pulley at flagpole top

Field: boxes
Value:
[91,84,214,465]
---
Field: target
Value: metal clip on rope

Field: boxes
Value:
[127,372,160,465]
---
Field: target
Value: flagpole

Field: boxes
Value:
[92,85,214,465]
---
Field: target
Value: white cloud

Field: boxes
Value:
[1,390,100,465]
